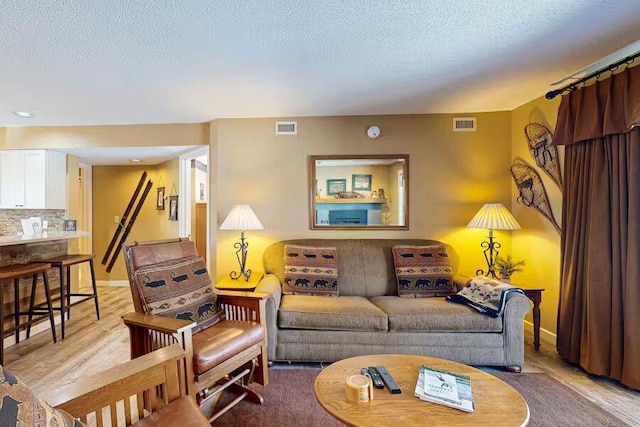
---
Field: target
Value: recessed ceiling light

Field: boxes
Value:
[13,111,34,118]
[129,158,142,163]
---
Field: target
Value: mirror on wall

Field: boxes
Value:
[309,154,409,230]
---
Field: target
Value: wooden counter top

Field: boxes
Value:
[0,231,89,247]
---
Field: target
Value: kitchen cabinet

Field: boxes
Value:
[0,150,67,209]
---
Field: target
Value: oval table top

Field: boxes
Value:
[314,354,529,427]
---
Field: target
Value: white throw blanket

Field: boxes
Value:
[446,276,525,318]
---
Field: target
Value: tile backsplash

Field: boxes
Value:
[0,209,67,235]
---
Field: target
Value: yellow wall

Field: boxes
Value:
[2,111,565,342]
[510,95,562,343]
[211,113,513,281]
[92,158,180,281]
[0,123,208,149]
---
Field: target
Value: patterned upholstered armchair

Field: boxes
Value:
[121,238,269,422]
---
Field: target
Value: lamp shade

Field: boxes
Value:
[220,205,264,231]
[467,203,521,230]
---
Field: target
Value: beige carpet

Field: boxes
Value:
[214,368,627,426]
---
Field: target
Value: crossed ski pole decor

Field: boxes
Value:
[102,171,153,272]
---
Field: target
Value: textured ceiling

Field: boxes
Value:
[2,1,640,127]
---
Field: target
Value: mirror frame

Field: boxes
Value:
[309,154,410,230]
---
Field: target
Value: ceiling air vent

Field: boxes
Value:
[453,117,477,132]
[275,121,298,135]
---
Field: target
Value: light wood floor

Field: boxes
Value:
[4,287,639,425]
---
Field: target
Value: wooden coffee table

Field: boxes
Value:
[314,354,529,426]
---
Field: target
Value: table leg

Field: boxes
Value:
[532,300,541,350]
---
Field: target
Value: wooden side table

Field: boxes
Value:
[520,287,544,350]
[215,271,264,292]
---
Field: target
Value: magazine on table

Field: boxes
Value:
[414,365,475,413]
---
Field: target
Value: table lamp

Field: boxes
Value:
[219,204,264,281]
[467,203,521,279]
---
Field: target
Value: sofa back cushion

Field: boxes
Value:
[392,245,455,297]
[263,239,459,297]
[283,245,338,296]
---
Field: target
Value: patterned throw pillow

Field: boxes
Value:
[0,366,85,426]
[133,256,224,333]
[283,245,338,296]
[392,245,455,298]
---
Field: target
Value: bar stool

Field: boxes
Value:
[0,262,57,365]
[38,254,99,340]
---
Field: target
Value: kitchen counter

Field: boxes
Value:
[0,231,89,247]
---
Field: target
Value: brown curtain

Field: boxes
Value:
[554,65,640,390]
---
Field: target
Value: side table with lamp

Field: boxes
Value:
[217,204,264,289]
[467,203,545,350]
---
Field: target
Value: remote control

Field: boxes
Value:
[366,367,385,389]
[375,366,401,394]
[360,368,373,384]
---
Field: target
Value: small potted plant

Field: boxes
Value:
[495,255,526,283]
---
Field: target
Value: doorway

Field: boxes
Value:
[397,170,405,226]
[179,147,210,266]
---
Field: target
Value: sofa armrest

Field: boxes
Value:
[49,344,189,421]
[502,292,532,367]
[254,274,282,360]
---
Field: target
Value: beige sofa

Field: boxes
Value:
[254,239,531,371]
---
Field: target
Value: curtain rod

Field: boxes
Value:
[545,51,640,100]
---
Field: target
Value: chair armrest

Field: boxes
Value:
[216,290,270,300]
[49,344,187,419]
[122,312,197,334]
[216,291,269,325]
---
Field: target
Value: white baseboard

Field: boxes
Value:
[96,280,129,287]
[524,319,557,346]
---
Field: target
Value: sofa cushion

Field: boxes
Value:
[0,366,86,427]
[283,245,338,296]
[133,256,224,333]
[392,245,455,297]
[369,296,503,333]
[279,295,388,332]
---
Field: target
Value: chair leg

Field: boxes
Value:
[0,280,4,365]
[42,271,57,344]
[89,259,100,320]
[26,274,38,339]
[13,278,20,344]
[66,265,71,321]
[59,266,66,340]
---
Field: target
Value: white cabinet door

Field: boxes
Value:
[24,151,46,208]
[0,151,26,208]
[0,150,64,209]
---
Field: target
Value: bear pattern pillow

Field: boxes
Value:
[392,245,454,297]
[133,255,224,333]
[0,366,85,426]
[283,245,338,296]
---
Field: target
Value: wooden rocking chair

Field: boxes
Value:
[121,238,269,422]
